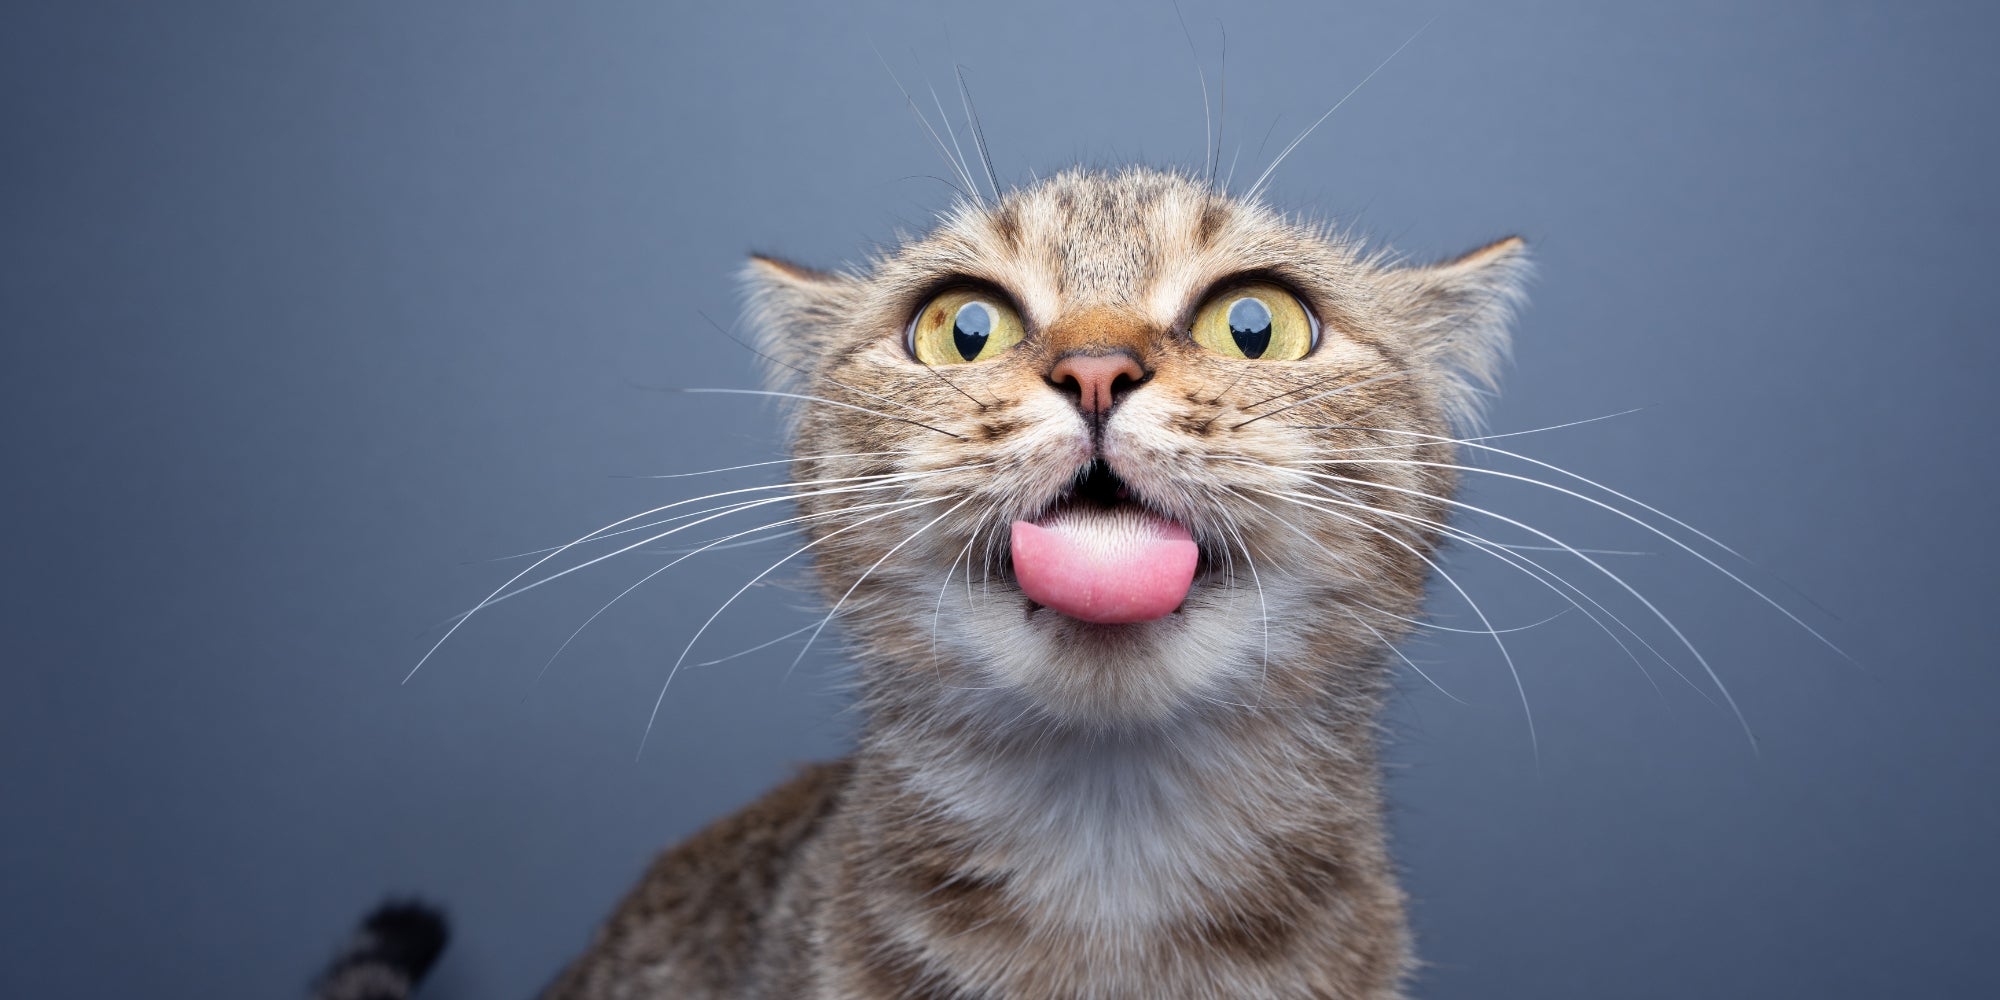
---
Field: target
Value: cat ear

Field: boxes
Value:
[740,254,857,390]
[1381,236,1531,430]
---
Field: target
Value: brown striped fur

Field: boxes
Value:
[544,168,1528,998]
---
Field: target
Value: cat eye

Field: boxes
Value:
[1190,283,1316,361]
[909,290,1026,365]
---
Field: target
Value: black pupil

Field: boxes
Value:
[1228,297,1273,358]
[952,302,993,361]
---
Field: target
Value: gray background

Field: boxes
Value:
[4,1,1995,997]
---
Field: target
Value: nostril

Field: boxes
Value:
[1049,352,1147,417]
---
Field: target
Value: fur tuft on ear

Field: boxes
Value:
[1381,236,1532,430]
[740,254,857,392]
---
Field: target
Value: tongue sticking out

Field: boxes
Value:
[1010,509,1199,624]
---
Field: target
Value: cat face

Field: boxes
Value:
[745,168,1525,727]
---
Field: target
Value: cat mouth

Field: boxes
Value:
[1008,461,1204,625]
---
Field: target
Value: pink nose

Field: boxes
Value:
[1049,353,1146,416]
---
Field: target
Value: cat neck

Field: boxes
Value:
[846,650,1397,933]
[816,652,1408,996]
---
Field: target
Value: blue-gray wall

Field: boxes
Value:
[4,1,1994,997]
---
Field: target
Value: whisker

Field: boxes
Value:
[916,360,996,409]
[1243,15,1435,202]
[1296,454,1847,662]
[1214,21,1228,188]
[1352,600,1569,635]
[484,469,936,563]
[789,495,975,677]
[1216,512,1269,699]
[1229,370,1412,429]
[477,469,977,606]
[1198,366,1258,422]
[474,504,777,565]
[1297,421,1740,556]
[411,467,982,671]
[1242,463,1758,746]
[699,310,948,422]
[1234,370,1361,413]
[871,43,983,203]
[1240,484,1541,759]
[641,495,958,757]
[639,529,805,556]
[1269,479,1692,698]
[1418,515,1685,697]
[924,75,977,207]
[1170,0,1213,185]
[532,497,922,684]
[1295,407,1647,455]
[933,525,983,668]
[674,387,966,439]
[1345,608,1470,704]
[954,64,1002,201]
[619,450,917,481]
[1496,543,1651,557]
[693,622,821,668]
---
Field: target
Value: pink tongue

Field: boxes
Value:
[1010,510,1199,624]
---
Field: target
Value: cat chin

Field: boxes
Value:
[940,575,1279,726]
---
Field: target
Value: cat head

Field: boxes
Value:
[743,167,1526,729]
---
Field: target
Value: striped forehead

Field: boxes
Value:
[939,172,1234,325]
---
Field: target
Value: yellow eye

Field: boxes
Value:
[909,290,1026,365]
[1190,283,1315,361]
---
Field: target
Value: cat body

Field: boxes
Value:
[543,167,1526,999]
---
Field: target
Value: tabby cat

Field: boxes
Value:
[535,165,1529,998]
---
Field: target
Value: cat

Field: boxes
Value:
[530,165,1530,998]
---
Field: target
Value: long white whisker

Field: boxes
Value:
[532,497,924,684]
[458,471,978,617]
[410,468,980,670]
[1344,608,1469,704]
[1262,475,1690,697]
[1351,600,1568,635]
[1301,454,1846,662]
[1246,463,1758,746]
[1170,0,1213,184]
[790,495,975,677]
[698,310,949,425]
[1495,543,1652,557]
[1417,517,1682,698]
[1243,484,1540,759]
[480,470,936,564]
[925,76,978,207]
[933,526,982,668]
[617,450,918,481]
[954,64,1001,201]
[1215,513,1269,699]
[1297,408,1647,456]
[1244,15,1435,202]
[476,504,777,564]
[1232,482,1576,648]
[640,495,956,756]
[676,388,964,439]
[529,469,924,547]
[640,528,806,556]
[694,622,821,668]
[1295,421,1738,556]
[871,43,984,203]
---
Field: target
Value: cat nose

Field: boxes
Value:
[1048,351,1148,417]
